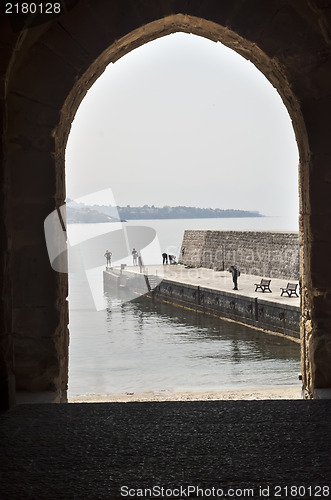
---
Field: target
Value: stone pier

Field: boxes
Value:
[104,265,301,341]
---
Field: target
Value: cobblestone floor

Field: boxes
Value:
[1,400,330,499]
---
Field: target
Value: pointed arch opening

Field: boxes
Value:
[64,27,301,401]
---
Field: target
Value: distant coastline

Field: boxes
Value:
[116,205,264,220]
[66,201,264,223]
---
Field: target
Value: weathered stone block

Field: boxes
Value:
[14,337,61,392]
[308,329,331,388]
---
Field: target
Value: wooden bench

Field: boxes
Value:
[280,283,299,297]
[254,279,272,293]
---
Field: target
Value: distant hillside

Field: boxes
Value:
[115,205,264,220]
[66,206,119,224]
[66,202,264,222]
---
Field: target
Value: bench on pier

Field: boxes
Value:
[254,279,272,293]
[280,283,299,297]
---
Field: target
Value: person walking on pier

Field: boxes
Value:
[104,250,112,267]
[229,265,240,290]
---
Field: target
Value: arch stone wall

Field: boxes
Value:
[1,0,331,407]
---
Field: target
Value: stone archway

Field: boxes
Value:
[2,1,331,407]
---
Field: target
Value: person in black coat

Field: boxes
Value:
[229,265,240,290]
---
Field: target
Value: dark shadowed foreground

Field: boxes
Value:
[1,401,330,499]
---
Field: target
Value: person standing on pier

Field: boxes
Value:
[132,248,138,266]
[162,252,168,264]
[104,250,112,267]
[229,265,240,290]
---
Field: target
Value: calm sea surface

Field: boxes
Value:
[68,216,300,397]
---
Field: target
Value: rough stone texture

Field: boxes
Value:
[1,401,331,498]
[1,0,331,406]
[180,230,300,280]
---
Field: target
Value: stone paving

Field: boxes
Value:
[1,400,331,499]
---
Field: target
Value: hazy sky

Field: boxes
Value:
[65,32,299,219]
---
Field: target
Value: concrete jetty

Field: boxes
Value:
[104,265,300,340]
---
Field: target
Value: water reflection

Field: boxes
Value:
[67,293,302,397]
[126,296,300,361]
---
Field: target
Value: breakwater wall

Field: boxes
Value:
[152,279,300,340]
[179,230,299,280]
